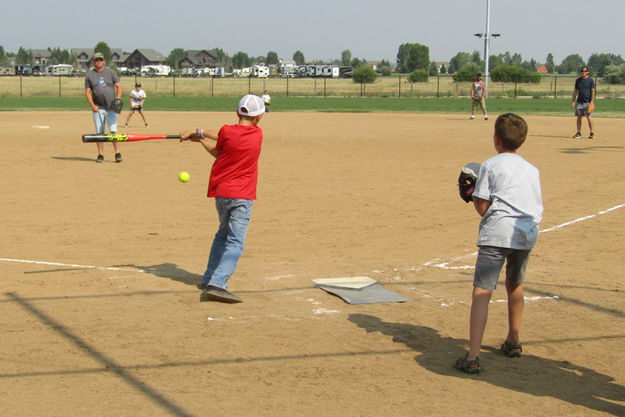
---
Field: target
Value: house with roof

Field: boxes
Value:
[71,48,127,69]
[179,50,219,68]
[31,49,52,65]
[124,49,167,69]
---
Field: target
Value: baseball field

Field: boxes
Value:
[1,109,624,416]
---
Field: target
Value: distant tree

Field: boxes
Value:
[546,53,555,73]
[448,51,472,73]
[488,54,503,71]
[232,51,251,69]
[429,61,439,76]
[293,50,305,65]
[48,47,73,64]
[94,41,112,63]
[16,47,32,65]
[351,57,363,67]
[557,54,585,74]
[603,64,625,84]
[166,48,186,69]
[471,50,482,65]
[341,50,352,66]
[521,58,538,71]
[588,53,625,77]
[396,42,429,73]
[266,51,279,65]
[0,45,8,65]
[491,64,540,83]
[376,59,392,76]
[440,64,447,74]
[452,63,481,82]
[409,69,428,82]
[352,65,377,83]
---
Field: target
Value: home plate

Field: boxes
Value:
[312,277,410,305]
[32,125,50,129]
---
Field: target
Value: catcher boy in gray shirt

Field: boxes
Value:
[454,113,543,374]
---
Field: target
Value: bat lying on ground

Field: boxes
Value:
[82,133,182,143]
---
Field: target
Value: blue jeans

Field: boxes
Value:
[93,109,118,133]
[202,198,253,289]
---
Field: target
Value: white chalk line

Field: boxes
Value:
[424,203,625,270]
[0,258,145,273]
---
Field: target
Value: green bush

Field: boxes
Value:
[452,63,481,82]
[408,69,428,83]
[491,65,540,83]
[352,66,377,83]
[603,65,625,84]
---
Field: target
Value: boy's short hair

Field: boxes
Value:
[494,113,528,151]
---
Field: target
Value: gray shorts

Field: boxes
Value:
[575,102,593,117]
[473,246,531,290]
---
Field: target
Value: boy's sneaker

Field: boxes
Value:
[115,153,122,163]
[470,115,475,120]
[96,154,104,163]
[484,115,488,120]
[145,123,148,127]
[196,282,208,290]
[573,132,582,138]
[204,285,243,303]
[589,132,595,139]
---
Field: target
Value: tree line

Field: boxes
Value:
[2,41,625,84]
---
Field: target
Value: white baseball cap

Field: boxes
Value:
[237,94,265,117]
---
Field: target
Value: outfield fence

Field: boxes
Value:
[1,74,624,99]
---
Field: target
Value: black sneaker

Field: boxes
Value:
[115,153,122,163]
[204,285,243,303]
[197,283,208,290]
[96,154,104,163]
[589,133,595,139]
[573,132,582,139]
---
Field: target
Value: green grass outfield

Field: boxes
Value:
[0,96,623,117]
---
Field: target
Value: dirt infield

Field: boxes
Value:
[1,110,624,416]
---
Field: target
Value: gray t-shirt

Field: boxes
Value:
[473,153,543,250]
[85,67,119,110]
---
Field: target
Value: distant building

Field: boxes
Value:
[536,64,548,73]
[71,48,127,69]
[31,49,52,65]
[180,50,218,68]
[124,49,167,69]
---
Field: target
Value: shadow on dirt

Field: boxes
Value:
[349,313,625,416]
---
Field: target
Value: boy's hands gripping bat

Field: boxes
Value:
[82,133,182,142]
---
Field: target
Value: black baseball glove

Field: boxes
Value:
[111,97,123,114]
[458,162,481,203]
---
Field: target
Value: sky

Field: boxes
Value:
[2,0,624,65]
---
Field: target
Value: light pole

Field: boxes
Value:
[473,0,500,96]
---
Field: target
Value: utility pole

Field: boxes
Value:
[474,0,500,97]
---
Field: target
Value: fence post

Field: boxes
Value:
[437,75,440,98]
[514,82,517,99]
[398,76,401,98]
[248,76,251,94]
[554,76,557,100]
[20,75,23,97]
[58,76,62,97]
[211,76,214,97]
[324,78,326,98]
[173,75,176,97]
[286,77,289,97]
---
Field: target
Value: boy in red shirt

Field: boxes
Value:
[180,94,265,303]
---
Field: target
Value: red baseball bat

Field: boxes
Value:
[82,133,182,143]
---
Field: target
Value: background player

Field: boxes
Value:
[125,82,148,127]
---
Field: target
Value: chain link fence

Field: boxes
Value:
[1,74,624,99]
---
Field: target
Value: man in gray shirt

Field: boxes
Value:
[85,52,123,162]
